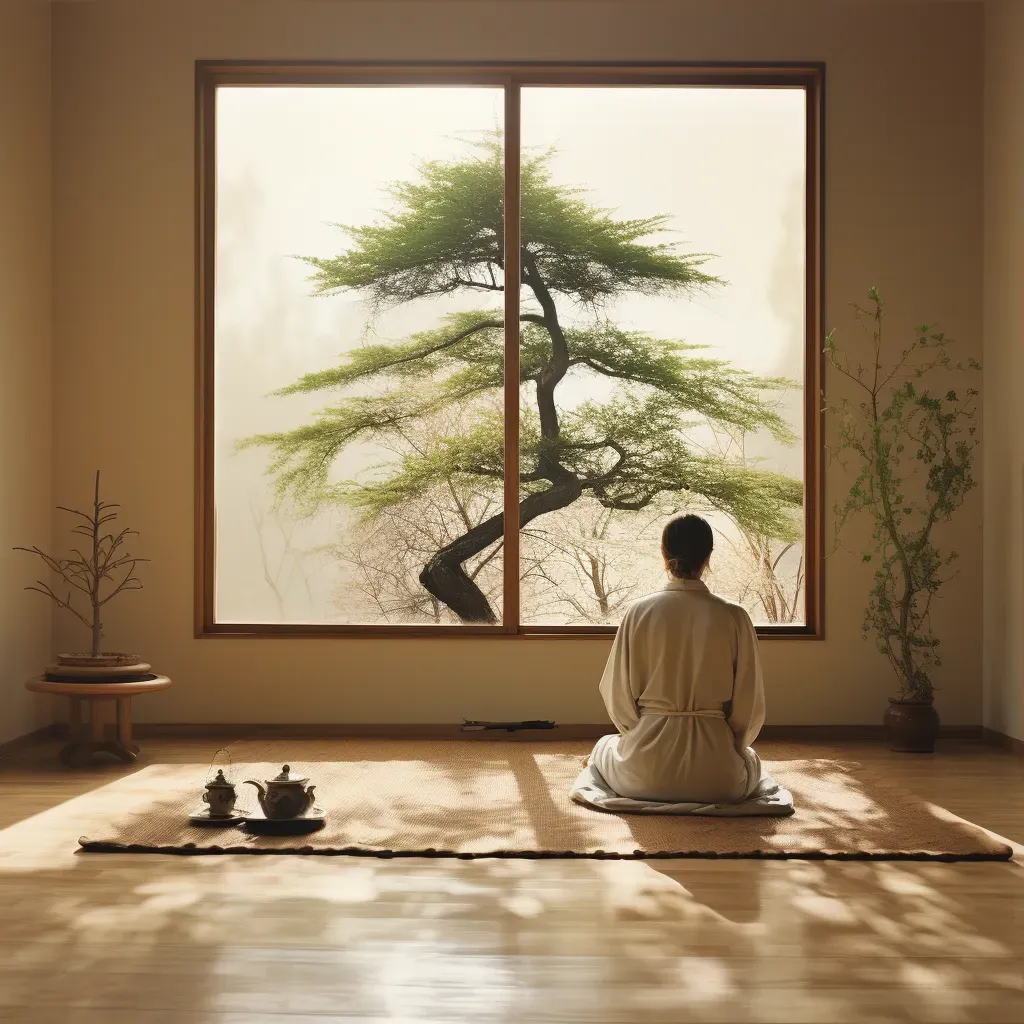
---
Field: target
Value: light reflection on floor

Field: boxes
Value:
[0,739,1021,1022]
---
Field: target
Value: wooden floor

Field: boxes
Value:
[0,737,1021,1024]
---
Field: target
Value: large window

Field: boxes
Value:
[197,63,823,637]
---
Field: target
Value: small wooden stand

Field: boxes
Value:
[25,675,172,767]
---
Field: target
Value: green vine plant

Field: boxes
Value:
[824,288,980,703]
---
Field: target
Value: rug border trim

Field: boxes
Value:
[78,839,1014,861]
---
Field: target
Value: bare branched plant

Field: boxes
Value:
[701,427,805,623]
[707,527,804,623]
[14,471,147,657]
[319,405,507,623]
[329,479,505,624]
[250,494,315,619]
[521,502,650,623]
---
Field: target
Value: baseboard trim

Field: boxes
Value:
[132,723,983,743]
[0,723,60,761]
[134,722,614,741]
[981,727,1024,756]
[762,724,981,741]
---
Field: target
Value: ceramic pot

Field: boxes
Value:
[884,699,940,753]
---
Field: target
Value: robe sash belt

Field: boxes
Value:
[638,707,726,718]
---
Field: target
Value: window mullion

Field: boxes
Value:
[502,81,522,633]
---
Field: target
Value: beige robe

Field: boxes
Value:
[590,578,766,804]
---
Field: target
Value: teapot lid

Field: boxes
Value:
[205,769,234,789]
[269,764,309,785]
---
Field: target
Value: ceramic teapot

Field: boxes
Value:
[244,765,316,820]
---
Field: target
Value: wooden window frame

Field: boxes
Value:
[195,61,825,639]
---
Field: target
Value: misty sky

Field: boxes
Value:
[213,85,807,624]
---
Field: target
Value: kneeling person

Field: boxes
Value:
[587,514,765,805]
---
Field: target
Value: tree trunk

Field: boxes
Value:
[420,475,584,622]
[419,515,505,623]
[421,250,581,622]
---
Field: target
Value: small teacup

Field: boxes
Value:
[202,771,237,817]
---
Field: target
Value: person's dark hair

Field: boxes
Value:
[661,514,714,579]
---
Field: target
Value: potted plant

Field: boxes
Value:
[824,289,980,752]
[14,471,151,681]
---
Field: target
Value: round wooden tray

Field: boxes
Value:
[26,675,171,697]
[44,662,152,682]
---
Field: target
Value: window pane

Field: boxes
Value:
[518,87,807,627]
[214,86,505,624]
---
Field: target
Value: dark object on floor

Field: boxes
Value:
[461,720,556,733]
[884,699,940,753]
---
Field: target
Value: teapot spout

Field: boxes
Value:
[304,784,316,813]
[243,779,268,812]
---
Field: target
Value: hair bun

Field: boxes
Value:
[661,515,714,580]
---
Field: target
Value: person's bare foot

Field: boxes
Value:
[581,755,590,768]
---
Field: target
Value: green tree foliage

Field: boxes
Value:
[825,289,980,702]
[245,138,802,622]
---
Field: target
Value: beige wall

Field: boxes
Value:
[983,0,1024,742]
[0,0,53,744]
[51,0,985,726]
